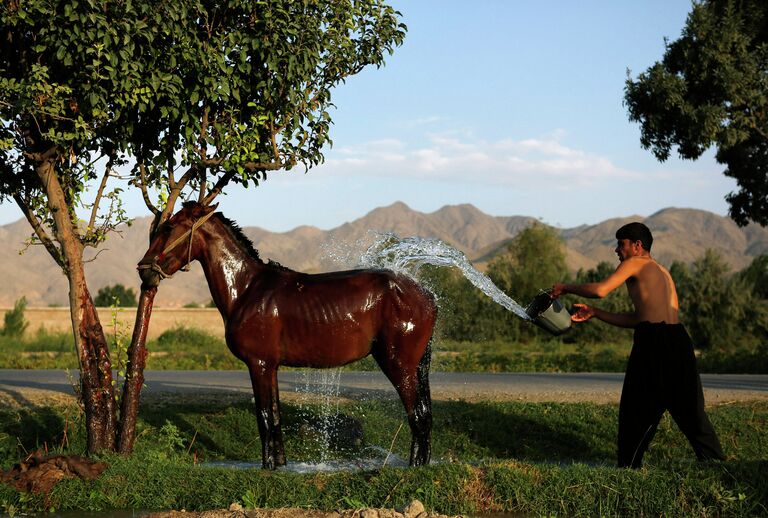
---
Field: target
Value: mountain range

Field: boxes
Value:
[0,202,766,307]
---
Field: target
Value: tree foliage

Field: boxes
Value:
[95,284,138,308]
[422,224,569,343]
[671,249,765,349]
[421,265,521,342]
[624,0,768,226]
[487,223,568,304]
[1,0,407,233]
[737,254,768,299]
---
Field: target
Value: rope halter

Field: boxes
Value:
[137,209,217,280]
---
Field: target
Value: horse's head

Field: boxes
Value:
[137,202,218,288]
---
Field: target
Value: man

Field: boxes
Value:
[551,222,725,468]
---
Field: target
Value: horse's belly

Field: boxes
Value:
[280,321,375,368]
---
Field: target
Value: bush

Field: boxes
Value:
[2,297,29,337]
[95,284,138,307]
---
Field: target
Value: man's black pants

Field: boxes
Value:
[618,322,725,468]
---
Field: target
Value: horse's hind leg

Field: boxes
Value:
[411,339,433,465]
[247,362,286,469]
[373,338,433,466]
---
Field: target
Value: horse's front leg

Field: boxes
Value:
[247,361,286,469]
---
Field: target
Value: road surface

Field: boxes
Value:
[0,369,766,405]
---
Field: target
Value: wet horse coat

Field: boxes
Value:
[138,202,437,469]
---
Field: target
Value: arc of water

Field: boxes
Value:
[358,233,532,321]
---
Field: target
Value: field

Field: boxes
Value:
[0,393,766,516]
[1,307,226,340]
[2,315,766,374]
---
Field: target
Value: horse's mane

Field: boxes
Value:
[213,212,294,272]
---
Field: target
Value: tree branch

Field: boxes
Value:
[751,122,768,142]
[22,145,60,163]
[269,120,280,161]
[12,192,65,269]
[137,163,160,216]
[166,140,177,189]
[202,170,236,205]
[244,159,286,173]
[197,107,210,203]
[86,156,113,241]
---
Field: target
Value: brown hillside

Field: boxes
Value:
[0,203,765,307]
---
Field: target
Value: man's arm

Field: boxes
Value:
[552,257,642,299]
[571,303,640,328]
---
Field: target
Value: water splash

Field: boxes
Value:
[358,233,531,321]
[203,452,408,473]
[281,233,533,468]
[296,368,342,461]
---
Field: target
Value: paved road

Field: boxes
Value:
[0,369,766,404]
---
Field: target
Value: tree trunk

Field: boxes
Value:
[35,159,118,453]
[70,274,118,452]
[117,287,157,453]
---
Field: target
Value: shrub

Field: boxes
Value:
[2,297,29,337]
[95,284,138,307]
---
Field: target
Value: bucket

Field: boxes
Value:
[526,291,572,335]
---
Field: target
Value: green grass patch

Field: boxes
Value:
[0,326,766,373]
[0,397,766,515]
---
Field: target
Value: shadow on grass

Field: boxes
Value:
[135,397,620,466]
[432,400,617,464]
[0,404,73,457]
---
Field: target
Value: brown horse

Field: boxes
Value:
[138,202,437,469]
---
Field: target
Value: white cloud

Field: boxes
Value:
[320,133,640,188]
[401,115,448,128]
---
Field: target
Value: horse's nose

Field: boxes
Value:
[137,261,161,288]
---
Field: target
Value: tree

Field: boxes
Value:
[624,0,768,226]
[420,265,520,342]
[738,254,768,299]
[0,0,405,454]
[486,223,568,341]
[95,285,138,308]
[671,250,754,349]
[487,223,568,304]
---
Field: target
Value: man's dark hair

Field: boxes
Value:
[616,222,653,251]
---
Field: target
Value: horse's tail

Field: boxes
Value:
[412,333,433,465]
[416,334,432,418]
[417,294,436,400]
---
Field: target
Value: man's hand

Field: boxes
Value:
[571,303,595,323]
[550,283,567,299]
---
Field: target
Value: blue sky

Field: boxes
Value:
[0,1,738,232]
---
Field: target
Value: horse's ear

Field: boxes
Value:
[206,203,219,213]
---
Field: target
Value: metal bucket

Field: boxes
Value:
[526,291,572,335]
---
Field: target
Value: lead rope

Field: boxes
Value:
[139,209,217,279]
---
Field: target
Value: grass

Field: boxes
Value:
[2,326,766,373]
[0,396,766,515]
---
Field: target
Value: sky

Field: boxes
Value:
[0,1,739,232]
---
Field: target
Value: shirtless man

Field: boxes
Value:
[551,222,725,468]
